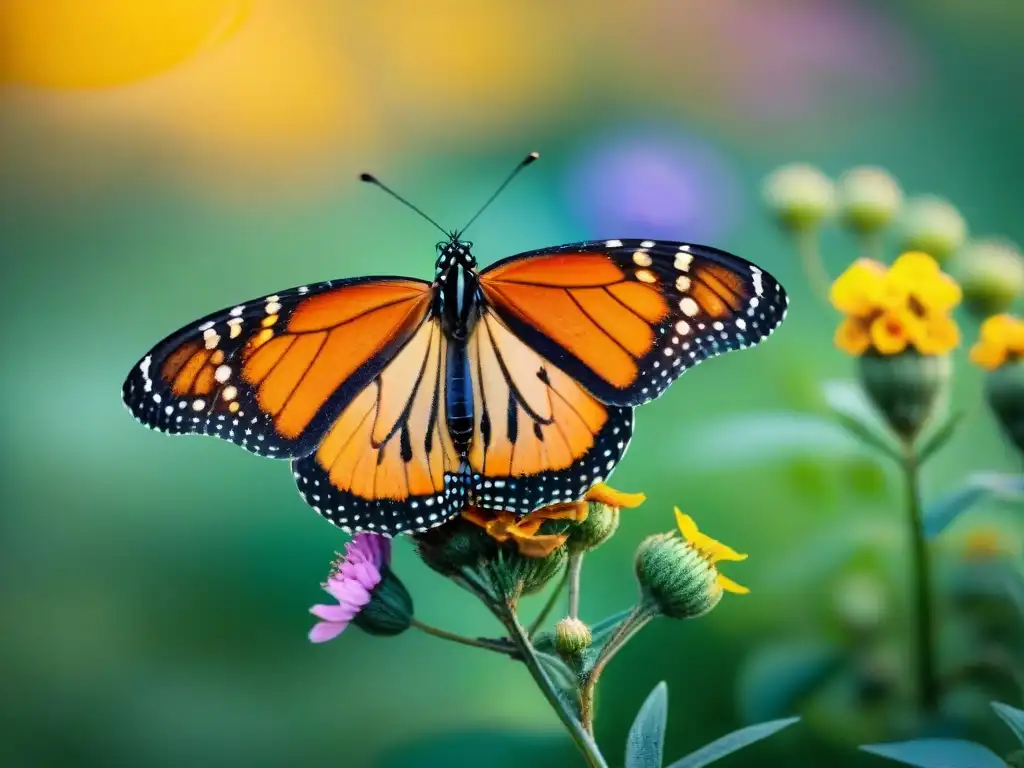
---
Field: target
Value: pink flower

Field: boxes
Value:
[309,534,390,643]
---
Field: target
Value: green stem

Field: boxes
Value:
[795,228,831,304]
[579,605,655,733]
[502,607,609,768]
[901,443,940,712]
[567,553,584,619]
[529,567,569,638]
[410,619,515,656]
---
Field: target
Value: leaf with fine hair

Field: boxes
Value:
[626,682,669,768]
[666,717,800,768]
[860,739,1005,767]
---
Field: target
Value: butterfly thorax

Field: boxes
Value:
[436,235,480,456]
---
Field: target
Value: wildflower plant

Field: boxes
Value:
[306,486,799,767]
[753,163,1024,752]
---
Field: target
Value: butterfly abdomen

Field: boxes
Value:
[445,338,474,454]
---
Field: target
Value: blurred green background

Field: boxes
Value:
[1,1,1023,766]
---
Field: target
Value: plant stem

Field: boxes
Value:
[901,443,940,712]
[567,553,584,619]
[579,606,655,733]
[795,229,831,305]
[410,619,515,656]
[529,567,569,638]
[502,606,609,768]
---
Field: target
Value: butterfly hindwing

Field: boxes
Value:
[464,307,635,514]
[478,239,788,407]
[291,316,465,535]
[122,277,432,458]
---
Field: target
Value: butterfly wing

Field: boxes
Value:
[122,277,433,458]
[464,306,634,515]
[478,239,788,407]
[291,316,464,535]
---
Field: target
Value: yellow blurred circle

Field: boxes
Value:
[0,0,249,88]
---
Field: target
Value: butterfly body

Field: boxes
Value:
[123,236,787,536]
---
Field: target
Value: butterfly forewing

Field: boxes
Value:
[122,276,432,459]
[478,239,788,407]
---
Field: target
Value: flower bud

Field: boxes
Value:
[352,568,414,636]
[566,501,620,554]
[414,518,497,577]
[985,359,1024,454]
[955,238,1024,316]
[763,163,835,232]
[516,544,568,596]
[858,351,953,442]
[635,533,722,619]
[1007,750,1024,768]
[900,195,967,265]
[555,617,592,656]
[837,166,903,234]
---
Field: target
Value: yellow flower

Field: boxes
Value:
[829,259,887,317]
[674,508,749,594]
[970,314,1024,370]
[890,251,963,313]
[914,313,960,355]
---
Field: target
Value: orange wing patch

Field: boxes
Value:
[690,263,747,318]
[237,286,431,440]
[480,254,669,390]
[314,318,458,501]
[468,310,608,479]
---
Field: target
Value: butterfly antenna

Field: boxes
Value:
[359,172,448,236]
[460,151,540,235]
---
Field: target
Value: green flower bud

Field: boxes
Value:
[566,501,620,554]
[352,568,414,636]
[1007,750,1024,768]
[900,195,967,265]
[955,238,1024,316]
[837,166,903,234]
[858,350,953,442]
[414,518,496,577]
[986,359,1024,454]
[516,544,568,596]
[634,533,722,619]
[763,163,835,232]
[555,617,592,656]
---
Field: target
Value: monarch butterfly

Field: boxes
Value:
[122,153,788,536]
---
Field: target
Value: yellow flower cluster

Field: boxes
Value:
[830,252,961,356]
[969,314,1024,370]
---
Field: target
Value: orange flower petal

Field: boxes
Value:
[834,316,872,355]
[531,501,589,521]
[461,507,491,528]
[913,314,960,356]
[969,340,1008,371]
[510,530,568,558]
[585,483,646,509]
[870,312,911,355]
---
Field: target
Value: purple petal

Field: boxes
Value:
[310,603,360,622]
[326,578,372,607]
[309,620,349,643]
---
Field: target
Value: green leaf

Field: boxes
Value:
[860,739,1005,767]
[923,473,1024,538]
[916,409,965,464]
[666,717,800,768]
[534,650,578,695]
[822,379,901,461]
[737,642,846,723]
[626,682,669,768]
[993,702,1024,745]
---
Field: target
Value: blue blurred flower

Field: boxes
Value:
[564,130,742,243]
